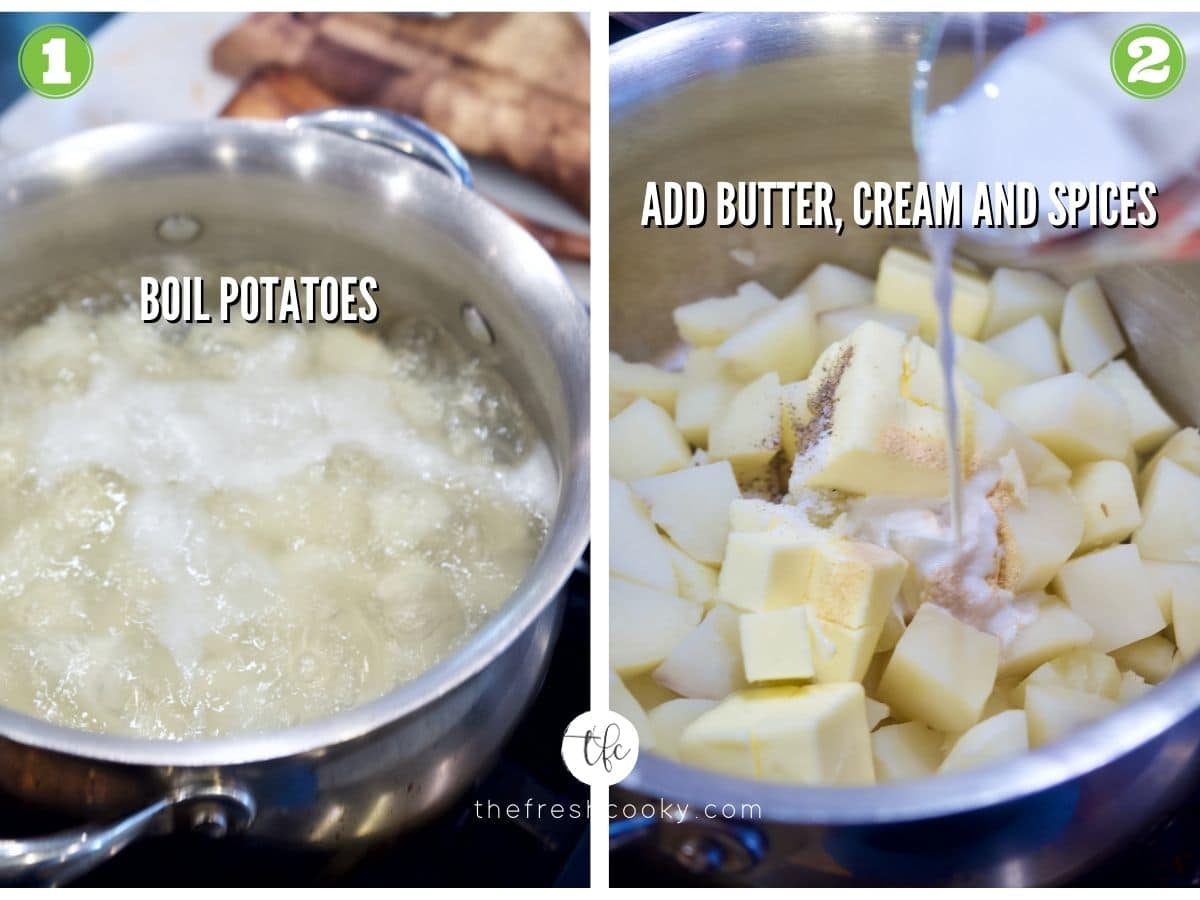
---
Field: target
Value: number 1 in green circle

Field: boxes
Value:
[1110,23,1186,99]
[17,24,94,99]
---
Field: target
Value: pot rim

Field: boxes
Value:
[0,118,591,768]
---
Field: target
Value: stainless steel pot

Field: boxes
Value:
[0,110,589,884]
[610,12,1200,886]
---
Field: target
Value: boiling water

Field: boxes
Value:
[0,262,555,738]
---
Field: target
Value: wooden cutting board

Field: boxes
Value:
[212,12,589,214]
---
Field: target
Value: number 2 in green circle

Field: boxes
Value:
[17,24,94,99]
[1110,23,1186,99]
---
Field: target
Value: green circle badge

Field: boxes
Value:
[17,24,94,99]
[1110,23,1186,99]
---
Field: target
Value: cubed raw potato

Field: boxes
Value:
[809,615,881,684]
[1024,684,1117,747]
[970,399,1071,486]
[1060,278,1126,375]
[1143,559,1200,624]
[716,296,818,383]
[865,698,890,730]
[985,315,1065,379]
[716,531,816,612]
[939,710,1029,774]
[610,353,684,417]
[739,606,814,683]
[680,683,874,785]
[673,282,778,346]
[877,603,1000,733]
[624,673,678,709]
[871,721,944,782]
[610,480,677,593]
[675,376,741,448]
[793,263,874,313]
[610,577,701,676]
[996,373,1131,465]
[1140,428,1200,495]
[1119,670,1153,703]
[1069,460,1142,553]
[1111,635,1176,684]
[610,398,691,481]
[807,539,907,630]
[1173,581,1200,662]
[653,604,746,700]
[954,337,1038,404]
[648,698,718,760]
[1133,459,1200,563]
[1000,597,1095,677]
[780,380,811,461]
[633,462,741,564]
[817,305,920,346]
[1001,484,1085,592]
[708,373,782,486]
[611,671,654,750]
[875,246,992,341]
[664,541,718,606]
[1092,360,1177,454]
[1052,545,1166,652]
[789,322,963,497]
[983,268,1067,336]
[1014,648,1121,705]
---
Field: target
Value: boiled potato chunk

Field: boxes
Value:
[716,296,818,383]
[809,615,881,684]
[1133,458,1200,563]
[679,683,874,785]
[1014,648,1121,704]
[1069,460,1142,553]
[739,606,814,683]
[969,398,1071,486]
[673,281,778,346]
[817,305,919,346]
[871,721,944,782]
[939,710,1029,774]
[1140,427,1200,494]
[675,375,741,448]
[1143,559,1199,624]
[954,337,1038,404]
[996,373,1131,465]
[1060,278,1126,375]
[610,398,691,481]
[794,263,875,313]
[1119,670,1153,703]
[648,698,718,760]
[716,531,816,612]
[633,461,740,564]
[983,268,1066,336]
[653,604,746,700]
[611,671,654,750]
[999,597,1095,678]
[1052,545,1165,653]
[875,246,991,341]
[610,353,684,417]
[664,541,718,606]
[1111,634,1175,684]
[624,673,678,709]
[985,315,1065,379]
[1171,574,1200,661]
[865,698,890,730]
[1001,484,1084,592]
[610,577,701,676]
[1025,684,1117,747]
[707,373,782,486]
[877,603,1000,733]
[610,479,677,593]
[1092,360,1177,454]
[806,539,907,630]
[780,380,811,461]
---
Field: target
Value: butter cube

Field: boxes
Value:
[871,721,944,782]
[780,380,811,461]
[807,539,908,630]
[1134,459,1200,562]
[647,698,718,760]
[1025,683,1117,747]
[610,577,701,676]
[716,296,818,383]
[809,615,882,684]
[716,531,817,612]
[1060,278,1126,375]
[680,683,874,785]
[610,398,691,481]
[997,373,1131,465]
[673,282,778,346]
[1111,635,1176,684]
[1052,545,1166,653]
[1069,460,1142,553]
[877,603,1000,733]
[875,246,991,341]
[728,498,829,541]
[708,373,783,486]
[634,461,740,564]
[939,710,1029,774]
[610,353,684,417]
[999,597,1094,678]
[983,268,1067,336]
[1092,360,1177,454]
[985,315,1065,379]
[739,607,814,683]
[653,604,746,700]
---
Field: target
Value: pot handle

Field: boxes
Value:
[0,784,255,886]
[287,108,474,188]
